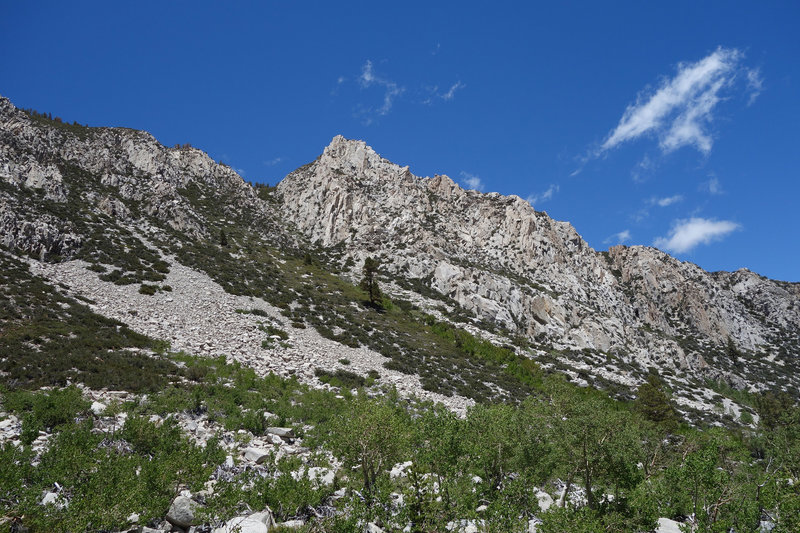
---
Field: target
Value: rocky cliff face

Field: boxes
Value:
[1,95,798,419]
[0,96,266,259]
[277,136,800,393]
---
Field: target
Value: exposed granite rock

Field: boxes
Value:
[166,495,203,528]
[277,135,800,388]
[1,93,798,418]
[0,95,268,252]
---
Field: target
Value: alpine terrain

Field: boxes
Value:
[1,95,799,532]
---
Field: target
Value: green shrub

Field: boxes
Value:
[4,386,90,444]
[315,368,366,390]
[138,283,158,295]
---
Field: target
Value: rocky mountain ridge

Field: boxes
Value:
[277,135,799,393]
[1,95,799,421]
[0,96,272,260]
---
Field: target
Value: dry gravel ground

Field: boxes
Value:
[28,256,474,415]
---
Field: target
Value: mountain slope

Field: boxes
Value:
[1,96,798,423]
[277,135,800,402]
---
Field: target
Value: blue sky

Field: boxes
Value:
[2,1,798,281]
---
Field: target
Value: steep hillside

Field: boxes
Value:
[1,95,799,421]
[3,95,800,533]
[277,135,800,406]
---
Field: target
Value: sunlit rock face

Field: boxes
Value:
[278,135,800,384]
[1,92,798,410]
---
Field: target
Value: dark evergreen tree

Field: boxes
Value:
[359,256,382,307]
[756,390,794,429]
[726,336,741,361]
[219,229,228,247]
[634,374,679,429]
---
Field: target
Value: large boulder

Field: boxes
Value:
[243,447,271,464]
[166,495,203,528]
[266,426,295,438]
[213,510,275,533]
[656,518,683,533]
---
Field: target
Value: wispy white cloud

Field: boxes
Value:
[340,60,462,119]
[359,60,405,117]
[442,81,465,101]
[650,194,683,207]
[526,184,559,206]
[701,176,723,195]
[599,47,750,156]
[423,81,466,104]
[330,76,347,96]
[653,217,740,253]
[631,193,681,223]
[631,154,655,182]
[459,171,484,191]
[746,68,763,106]
[631,207,650,223]
[263,157,283,166]
[604,229,632,245]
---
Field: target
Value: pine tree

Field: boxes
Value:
[359,256,382,307]
[219,229,228,247]
[726,336,741,361]
[635,374,679,429]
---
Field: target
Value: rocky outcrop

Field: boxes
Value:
[277,136,800,387]
[0,95,267,250]
[0,202,82,259]
[1,92,798,409]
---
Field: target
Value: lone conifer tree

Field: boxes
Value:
[360,256,382,307]
[726,336,741,361]
[634,374,679,429]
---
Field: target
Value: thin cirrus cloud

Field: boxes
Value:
[459,171,485,191]
[701,176,723,195]
[746,68,764,106]
[442,81,465,100]
[345,60,463,123]
[650,195,683,207]
[423,81,466,104]
[604,229,632,245]
[526,184,559,206]
[653,217,740,253]
[598,47,760,156]
[359,60,405,117]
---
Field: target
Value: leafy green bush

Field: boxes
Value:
[315,368,366,389]
[208,456,333,522]
[4,386,90,444]
[262,323,289,340]
[138,283,158,295]
[0,347,797,531]
[0,406,224,531]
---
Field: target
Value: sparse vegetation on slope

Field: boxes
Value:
[2,350,799,532]
[2,98,799,532]
[0,251,175,392]
[168,230,541,403]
